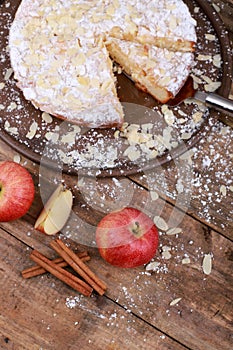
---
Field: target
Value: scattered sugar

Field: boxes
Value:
[1,2,232,334]
[0,0,226,175]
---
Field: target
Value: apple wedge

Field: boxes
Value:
[35,184,73,235]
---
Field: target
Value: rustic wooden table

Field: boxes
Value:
[0,1,233,349]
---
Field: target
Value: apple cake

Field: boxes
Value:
[107,39,195,103]
[9,0,197,128]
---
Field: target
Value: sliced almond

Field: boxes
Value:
[153,216,168,231]
[170,297,182,306]
[202,253,212,275]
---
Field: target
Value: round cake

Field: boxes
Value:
[9,0,197,128]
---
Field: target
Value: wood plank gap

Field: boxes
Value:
[105,294,193,350]
[127,176,233,241]
[0,224,41,251]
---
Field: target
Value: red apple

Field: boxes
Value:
[0,161,35,222]
[96,207,159,268]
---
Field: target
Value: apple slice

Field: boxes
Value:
[35,184,73,235]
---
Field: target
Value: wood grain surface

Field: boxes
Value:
[0,1,232,349]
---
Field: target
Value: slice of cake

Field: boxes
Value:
[9,0,197,128]
[107,39,195,103]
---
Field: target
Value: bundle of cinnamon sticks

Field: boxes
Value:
[21,239,107,297]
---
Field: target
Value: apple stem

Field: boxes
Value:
[132,221,141,237]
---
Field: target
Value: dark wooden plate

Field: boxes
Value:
[0,0,232,177]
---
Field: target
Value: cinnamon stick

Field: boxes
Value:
[50,239,107,295]
[22,251,90,279]
[30,250,93,297]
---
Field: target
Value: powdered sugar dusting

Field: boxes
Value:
[8,0,197,128]
[0,0,229,176]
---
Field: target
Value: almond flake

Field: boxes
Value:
[4,68,13,81]
[162,250,172,260]
[162,246,171,252]
[182,257,190,264]
[192,111,203,123]
[176,178,184,193]
[42,112,53,123]
[181,132,191,140]
[162,246,172,259]
[164,110,175,126]
[146,261,160,271]
[220,185,227,196]
[153,216,168,231]
[7,102,17,111]
[205,34,216,41]
[180,149,195,161]
[114,130,120,139]
[191,75,203,85]
[202,254,212,275]
[61,132,76,144]
[26,130,36,140]
[26,121,38,139]
[4,121,18,135]
[123,145,141,161]
[213,54,221,68]
[204,81,221,93]
[201,75,214,84]
[13,154,21,163]
[0,82,5,89]
[150,191,159,201]
[212,3,220,12]
[170,297,182,306]
[141,123,154,132]
[197,54,212,61]
[45,132,59,142]
[166,227,182,235]
[220,126,229,136]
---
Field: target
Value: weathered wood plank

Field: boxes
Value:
[129,119,233,239]
[0,228,189,350]
[0,2,232,350]
[1,127,233,242]
[0,175,232,350]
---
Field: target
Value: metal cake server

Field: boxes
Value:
[188,90,233,118]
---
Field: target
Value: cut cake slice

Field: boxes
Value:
[107,39,195,103]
